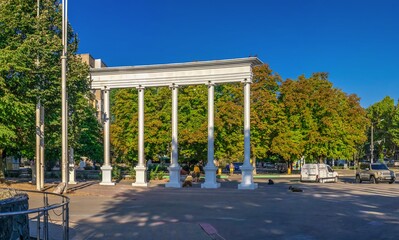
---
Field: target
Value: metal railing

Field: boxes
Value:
[0,188,70,240]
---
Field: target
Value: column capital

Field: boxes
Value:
[169,83,179,89]
[241,78,253,84]
[206,81,216,86]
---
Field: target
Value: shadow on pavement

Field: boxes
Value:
[33,179,399,240]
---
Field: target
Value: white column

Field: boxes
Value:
[100,88,115,185]
[238,79,258,190]
[133,86,149,187]
[202,82,220,188]
[166,84,182,188]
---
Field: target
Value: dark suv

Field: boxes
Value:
[355,163,396,184]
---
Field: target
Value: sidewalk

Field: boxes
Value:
[22,180,227,240]
[9,174,399,240]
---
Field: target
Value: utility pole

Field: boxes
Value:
[40,106,45,189]
[61,0,69,189]
[35,0,43,191]
[35,102,41,190]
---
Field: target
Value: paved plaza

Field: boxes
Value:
[18,175,399,240]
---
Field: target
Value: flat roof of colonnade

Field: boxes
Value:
[90,57,263,90]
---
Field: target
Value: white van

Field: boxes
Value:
[300,164,338,183]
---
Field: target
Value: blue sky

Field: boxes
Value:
[69,0,399,107]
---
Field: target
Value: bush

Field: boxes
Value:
[148,165,166,180]
[128,166,136,179]
[148,164,167,172]
[112,166,122,181]
[157,172,165,180]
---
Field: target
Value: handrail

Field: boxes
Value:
[0,188,70,216]
[0,188,70,240]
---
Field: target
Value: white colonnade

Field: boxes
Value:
[91,58,261,189]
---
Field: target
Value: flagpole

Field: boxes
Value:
[61,0,68,189]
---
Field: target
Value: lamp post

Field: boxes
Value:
[61,0,68,186]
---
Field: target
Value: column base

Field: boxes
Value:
[132,166,149,187]
[165,165,182,188]
[100,165,115,186]
[201,164,220,189]
[238,164,258,190]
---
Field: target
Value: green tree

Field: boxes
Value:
[69,96,103,163]
[111,88,138,164]
[368,96,396,159]
[275,73,368,163]
[179,85,208,162]
[0,0,100,173]
[144,87,172,161]
[390,102,399,154]
[250,64,281,161]
[214,83,244,163]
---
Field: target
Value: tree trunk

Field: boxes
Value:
[252,157,257,175]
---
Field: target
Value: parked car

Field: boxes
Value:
[263,162,275,169]
[355,163,396,184]
[276,162,288,173]
[300,164,338,183]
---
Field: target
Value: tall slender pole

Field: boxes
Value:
[40,106,45,189]
[35,0,41,190]
[61,0,68,185]
[370,124,374,163]
[36,102,41,190]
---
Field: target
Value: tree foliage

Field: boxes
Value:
[275,73,368,162]
[368,96,397,160]
[0,0,101,170]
